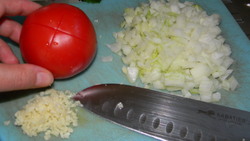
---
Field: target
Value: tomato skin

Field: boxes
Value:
[20,4,97,79]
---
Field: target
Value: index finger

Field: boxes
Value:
[0,0,41,17]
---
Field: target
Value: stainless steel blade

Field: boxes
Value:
[73,84,250,141]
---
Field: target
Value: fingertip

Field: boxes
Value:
[0,39,20,64]
[19,0,42,16]
[32,65,54,88]
[1,0,42,17]
[4,55,20,64]
[0,64,54,92]
[35,70,54,87]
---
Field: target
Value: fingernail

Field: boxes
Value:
[36,72,53,87]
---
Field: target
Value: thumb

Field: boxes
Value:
[0,64,54,92]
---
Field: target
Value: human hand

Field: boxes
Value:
[0,0,54,92]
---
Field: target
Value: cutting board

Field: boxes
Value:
[1,0,250,141]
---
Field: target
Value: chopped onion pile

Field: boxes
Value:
[108,0,238,102]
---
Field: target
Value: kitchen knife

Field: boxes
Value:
[73,84,250,141]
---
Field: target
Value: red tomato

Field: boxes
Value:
[20,3,97,79]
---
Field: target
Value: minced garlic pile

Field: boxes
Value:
[14,89,82,140]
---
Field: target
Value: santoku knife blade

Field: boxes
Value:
[73,84,250,141]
